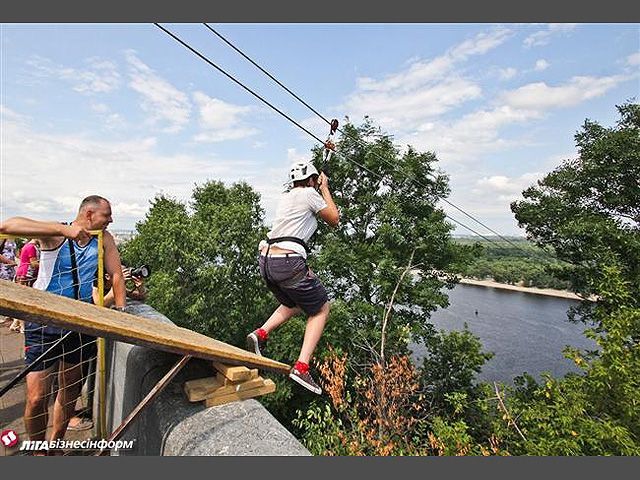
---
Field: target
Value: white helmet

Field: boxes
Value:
[289,161,319,182]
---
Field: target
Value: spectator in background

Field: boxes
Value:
[92,265,146,307]
[0,237,18,279]
[11,239,41,333]
[15,238,40,286]
[0,237,18,327]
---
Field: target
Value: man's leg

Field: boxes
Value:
[49,362,84,441]
[24,368,56,441]
[260,304,302,333]
[297,301,330,364]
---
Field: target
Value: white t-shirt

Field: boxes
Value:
[260,187,328,258]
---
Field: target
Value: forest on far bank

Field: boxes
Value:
[454,237,571,290]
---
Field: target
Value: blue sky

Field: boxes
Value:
[1,23,638,235]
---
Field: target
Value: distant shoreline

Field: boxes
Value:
[458,278,586,300]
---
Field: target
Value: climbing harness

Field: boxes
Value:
[262,237,310,289]
[266,236,310,255]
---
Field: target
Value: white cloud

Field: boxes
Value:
[499,67,518,80]
[500,75,628,110]
[534,59,550,71]
[89,102,125,129]
[627,52,640,66]
[125,50,191,133]
[192,92,258,143]
[524,24,577,48]
[91,103,110,114]
[286,148,311,164]
[400,105,537,164]
[346,78,482,130]
[0,108,271,228]
[342,29,511,128]
[26,55,121,94]
[0,104,28,123]
[397,73,629,165]
[475,172,543,201]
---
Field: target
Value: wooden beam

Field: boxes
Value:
[216,368,258,386]
[184,375,267,402]
[204,379,276,407]
[0,279,290,374]
[212,362,259,382]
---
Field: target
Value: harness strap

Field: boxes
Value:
[266,236,310,254]
[67,238,81,301]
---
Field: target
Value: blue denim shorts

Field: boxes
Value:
[259,254,328,316]
[24,327,97,372]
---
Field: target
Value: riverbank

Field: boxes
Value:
[458,278,588,300]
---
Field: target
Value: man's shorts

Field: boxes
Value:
[259,254,329,316]
[24,327,97,372]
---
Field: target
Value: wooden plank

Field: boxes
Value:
[204,379,276,407]
[216,368,258,386]
[0,279,290,374]
[184,376,223,402]
[212,362,259,382]
[185,376,267,402]
[206,377,266,399]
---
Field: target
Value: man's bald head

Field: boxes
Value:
[79,195,109,213]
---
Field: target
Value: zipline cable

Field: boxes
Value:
[203,24,567,263]
[155,24,565,261]
[203,25,571,263]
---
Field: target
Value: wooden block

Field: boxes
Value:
[216,368,259,386]
[205,379,276,407]
[184,376,223,402]
[212,362,254,382]
[185,375,268,402]
[204,377,266,399]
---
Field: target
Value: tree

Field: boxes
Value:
[499,102,640,454]
[312,119,476,362]
[511,101,640,305]
[120,181,273,346]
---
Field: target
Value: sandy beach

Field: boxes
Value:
[458,278,589,300]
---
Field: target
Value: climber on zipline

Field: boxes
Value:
[246,138,339,395]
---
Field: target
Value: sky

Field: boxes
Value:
[1,23,638,236]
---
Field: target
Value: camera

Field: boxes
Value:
[130,265,151,279]
[125,265,151,293]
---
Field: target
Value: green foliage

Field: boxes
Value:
[420,327,493,417]
[511,101,640,302]
[493,102,640,455]
[456,238,571,289]
[121,182,273,346]
[313,119,473,362]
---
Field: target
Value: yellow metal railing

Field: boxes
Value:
[90,230,107,439]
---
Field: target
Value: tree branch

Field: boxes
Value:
[494,382,527,442]
[380,248,417,364]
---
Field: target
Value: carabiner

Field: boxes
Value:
[321,118,339,176]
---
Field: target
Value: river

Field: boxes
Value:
[410,283,598,384]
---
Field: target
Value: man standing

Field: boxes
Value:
[0,195,126,445]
